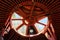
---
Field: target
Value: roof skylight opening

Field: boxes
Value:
[38,17,48,25]
[11,12,23,19]
[17,25,27,35]
[34,23,45,32]
[34,17,48,33]
[11,20,23,29]
[11,12,49,37]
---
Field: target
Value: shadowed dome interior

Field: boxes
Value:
[0,0,60,40]
[10,1,49,37]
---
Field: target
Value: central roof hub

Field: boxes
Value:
[27,16,35,25]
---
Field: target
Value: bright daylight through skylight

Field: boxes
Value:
[11,12,48,37]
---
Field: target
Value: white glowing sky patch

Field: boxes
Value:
[11,20,23,29]
[30,29,34,33]
[11,12,23,19]
[34,23,45,32]
[17,25,27,35]
[38,17,48,25]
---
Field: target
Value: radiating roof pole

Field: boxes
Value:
[50,23,56,40]
[29,0,35,40]
[45,22,56,40]
[5,14,12,34]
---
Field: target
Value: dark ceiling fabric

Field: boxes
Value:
[0,0,60,40]
[51,13,60,40]
[0,0,60,25]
